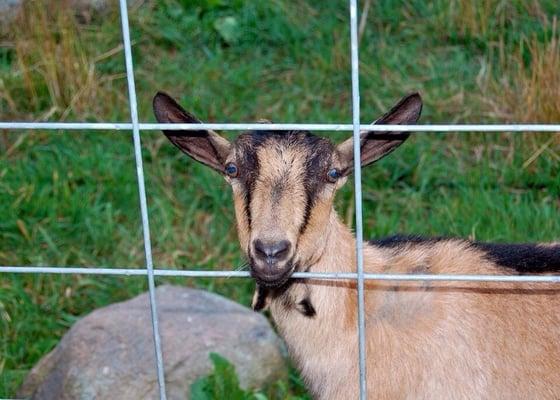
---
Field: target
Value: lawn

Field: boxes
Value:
[0,0,559,397]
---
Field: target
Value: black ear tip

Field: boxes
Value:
[153,91,172,107]
[153,92,164,110]
[406,92,423,106]
[153,92,166,120]
[153,91,186,122]
[404,92,423,118]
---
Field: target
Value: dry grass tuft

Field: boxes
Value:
[447,0,501,38]
[9,1,92,118]
[503,23,559,124]
[478,16,560,166]
[445,0,548,39]
[1,0,123,121]
[481,17,560,124]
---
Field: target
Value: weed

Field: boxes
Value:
[190,353,309,400]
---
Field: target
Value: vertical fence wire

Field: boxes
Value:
[349,0,368,398]
[118,0,167,398]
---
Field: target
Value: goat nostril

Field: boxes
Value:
[253,240,291,262]
[270,240,290,259]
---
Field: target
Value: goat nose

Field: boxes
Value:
[253,239,291,263]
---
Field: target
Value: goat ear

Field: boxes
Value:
[337,93,422,174]
[153,92,231,173]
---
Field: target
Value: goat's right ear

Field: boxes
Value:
[153,92,231,173]
[336,93,422,174]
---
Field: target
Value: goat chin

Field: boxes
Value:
[250,263,296,289]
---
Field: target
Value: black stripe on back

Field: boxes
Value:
[370,234,560,274]
[473,242,560,273]
[371,234,450,248]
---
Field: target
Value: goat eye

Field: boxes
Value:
[327,168,341,183]
[225,163,238,177]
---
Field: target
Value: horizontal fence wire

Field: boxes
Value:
[2,266,559,282]
[1,1,559,400]
[1,122,560,131]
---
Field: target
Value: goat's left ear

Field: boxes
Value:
[153,92,232,173]
[337,93,422,173]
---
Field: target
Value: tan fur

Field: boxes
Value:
[231,139,344,271]
[231,188,250,253]
[154,91,560,398]
[226,140,560,399]
[250,144,307,251]
[269,213,560,399]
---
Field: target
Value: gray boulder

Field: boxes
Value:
[0,0,19,23]
[18,285,287,400]
[0,0,112,24]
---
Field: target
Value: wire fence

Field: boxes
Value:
[1,1,559,399]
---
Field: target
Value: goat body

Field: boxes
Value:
[153,91,560,400]
[267,215,560,400]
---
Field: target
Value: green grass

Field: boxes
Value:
[190,353,308,400]
[1,0,559,397]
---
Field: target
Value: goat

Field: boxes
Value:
[153,91,560,400]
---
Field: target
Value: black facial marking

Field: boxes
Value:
[244,188,252,230]
[300,196,313,235]
[371,234,560,274]
[234,135,261,230]
[233,130,335,236]
[273,282,316,318]
[299,135,335,234]
[298,297,317,318]
[252,286,269,311]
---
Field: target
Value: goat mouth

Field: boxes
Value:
[250,263,295,288]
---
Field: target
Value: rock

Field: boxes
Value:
[68,0,113,23]
[70,0,110,11]
[0,0,112,25]
[17,285,288,400]
[0,0,20,24]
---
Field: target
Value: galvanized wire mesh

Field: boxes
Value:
[1,1,559,399]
